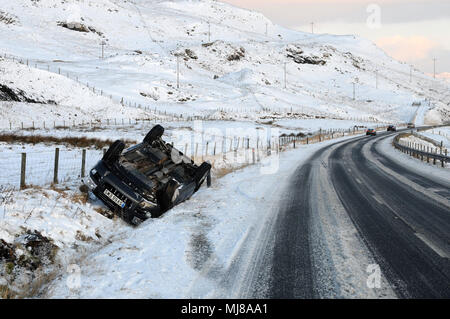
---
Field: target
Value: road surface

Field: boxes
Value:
[247,131,450,298]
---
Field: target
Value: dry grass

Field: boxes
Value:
[0,285,14,299]
[71,192,89,205]
[15,269,59,299]
[213,163,252,179]
[0,133,135,150]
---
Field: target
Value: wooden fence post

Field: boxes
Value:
[81,149,86,178]
[54,148,59,184]
[20,153,26,189]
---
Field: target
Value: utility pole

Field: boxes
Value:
[433,58,437,79]
[310,22,314,34]
[375,69,378,89]
[208,22,211,42]
[101,41,106,59]
[177,55,180,89]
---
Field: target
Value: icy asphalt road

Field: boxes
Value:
[244,131,450,299]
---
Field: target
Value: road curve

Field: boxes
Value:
[257,131,450,298]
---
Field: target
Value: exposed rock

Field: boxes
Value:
[227,47,245,62]
[0,240,15,262]
[57,21,103,36]
[0,84,54,104]
[286,45,326,65]
[0,10,18,25]
[14,231,58,271]
[185,48,198,60]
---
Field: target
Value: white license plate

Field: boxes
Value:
[104,189,126,208]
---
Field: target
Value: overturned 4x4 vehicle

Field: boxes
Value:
[83,125,211,225]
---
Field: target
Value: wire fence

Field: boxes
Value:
[0,126,377,190]
[0,52,403,127]
[0,148,103,189]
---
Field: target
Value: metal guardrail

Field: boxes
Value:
[393,133,449,167]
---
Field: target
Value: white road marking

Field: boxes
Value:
[371,195,386,206]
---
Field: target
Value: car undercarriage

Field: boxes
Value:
[83,125,211,225]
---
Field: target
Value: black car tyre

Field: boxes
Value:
[194,162,211,190]
[144,125,164,144]
[103,140,125,164]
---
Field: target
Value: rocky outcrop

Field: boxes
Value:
[286,45,326,65]
[0,84,40,103]
[227,47,245,61]
[0,10,18,25]
[57,21,103,36]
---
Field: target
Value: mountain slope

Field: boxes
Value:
[0,0,449,125]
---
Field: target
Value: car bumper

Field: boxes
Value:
[86,161,161,225]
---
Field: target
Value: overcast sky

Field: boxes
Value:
[221,0,450,76]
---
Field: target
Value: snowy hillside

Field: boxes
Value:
[0,57,153,127]
[0,0,449,125]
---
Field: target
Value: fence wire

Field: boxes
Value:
[0,149,103,189]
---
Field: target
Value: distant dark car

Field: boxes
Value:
[387,125,397,132]
[83,125,211,225]
[366,128,377,136]
[407,123,415,128]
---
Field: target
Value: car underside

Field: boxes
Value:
[83,125,211,225]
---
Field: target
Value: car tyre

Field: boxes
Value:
[194,162,211,190]
[103,140,125,164]
[144,125,164,144]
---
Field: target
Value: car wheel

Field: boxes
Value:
[144,125,164,144]
[194,162,212,191]
[103,140,125,164]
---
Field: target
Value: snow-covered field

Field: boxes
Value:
[399,135,438,151]
[419,127,450,149]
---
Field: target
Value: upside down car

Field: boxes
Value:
[83,125,211,225]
